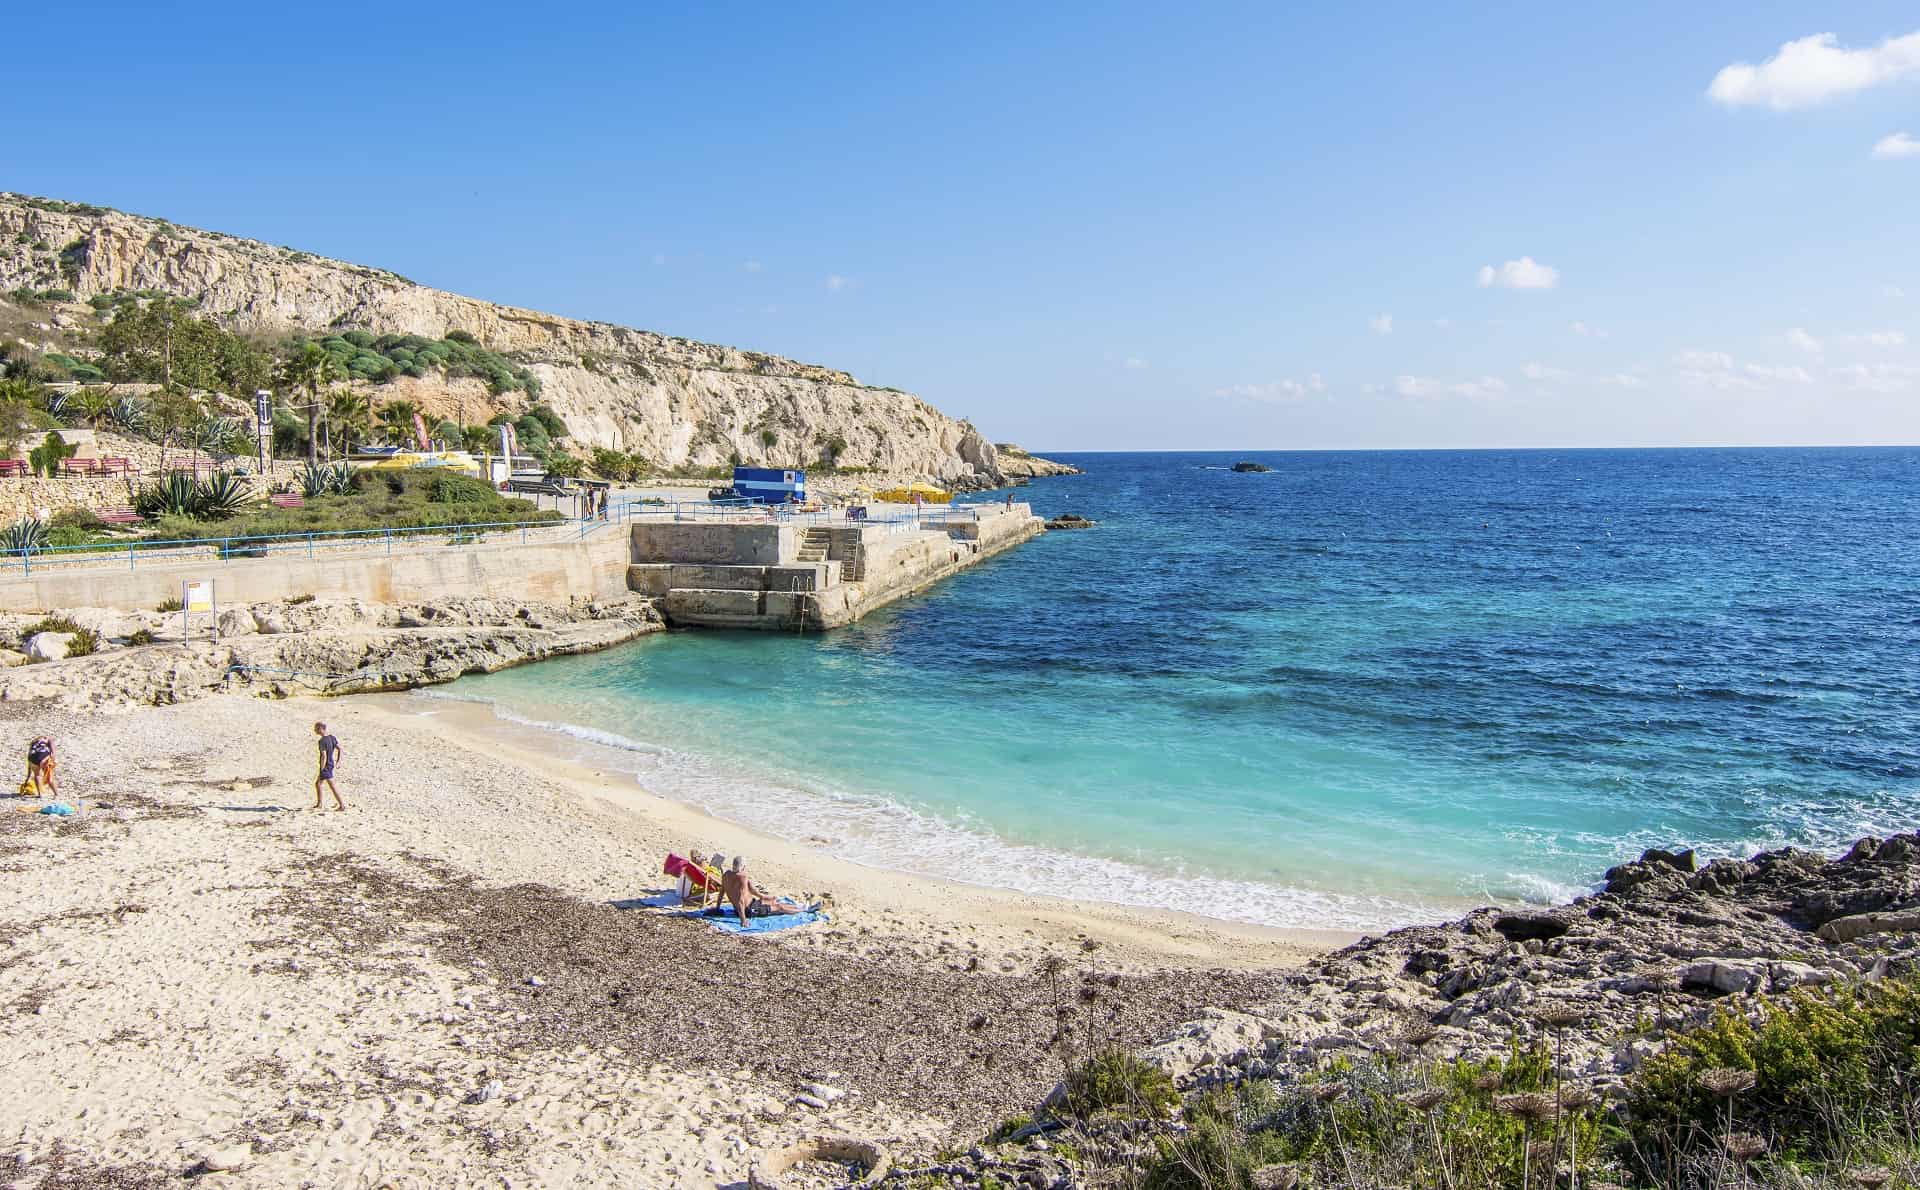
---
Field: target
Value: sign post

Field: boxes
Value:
[182,579,216,642]
[254,389,272,478]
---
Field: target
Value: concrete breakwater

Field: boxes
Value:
[0,504,1046,634]
[625,503,1044,630]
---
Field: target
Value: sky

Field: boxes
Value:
[7,2,1920,450]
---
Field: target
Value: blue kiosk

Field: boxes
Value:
[729,466,807,505]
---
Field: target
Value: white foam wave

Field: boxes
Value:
[413,689,1451,933]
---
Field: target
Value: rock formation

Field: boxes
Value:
[1141,839,1920,1094]
[0,194,1077,489]
[0,595,662,709]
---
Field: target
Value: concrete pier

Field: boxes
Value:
[0,504,1047,628]
[625,504,1044,630]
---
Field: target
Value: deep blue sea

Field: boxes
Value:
[441,449,1920,930]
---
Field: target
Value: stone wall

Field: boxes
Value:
[0,529,632,613]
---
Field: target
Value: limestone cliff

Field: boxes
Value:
[0,194,1077,487]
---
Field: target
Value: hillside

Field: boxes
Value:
[0,194,1074,487]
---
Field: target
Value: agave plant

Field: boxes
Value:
[322,460,356,494]
[194,471,251,519]
[111,396,149,432]
[194,416,249,466]
[298,462,329,499]
[0,517,48,555]
[38,389,71,422]
[135,471,200,519]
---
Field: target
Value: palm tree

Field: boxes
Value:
[74,387,115,429]
[325,388,372,459]
[276,344,338,466]
[376,400,421,446]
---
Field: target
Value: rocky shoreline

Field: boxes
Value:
[1134,838,1916,1092]
[867,834,1920,1188]
[0,594,663,710]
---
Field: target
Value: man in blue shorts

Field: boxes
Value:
[312,722,345,811]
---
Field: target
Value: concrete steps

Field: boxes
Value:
[797,527,831,563]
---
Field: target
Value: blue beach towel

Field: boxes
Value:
[680,908,830,935]
[38,801,77,817]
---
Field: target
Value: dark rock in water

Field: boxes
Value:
[1641,846,1698,873]
[1230,461,1272,473]
[1492,912,1570,943]
[1045,514,1096,531]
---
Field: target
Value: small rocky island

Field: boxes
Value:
[1231,461,1273,473]
[1044,514,1097,531]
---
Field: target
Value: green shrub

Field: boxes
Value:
[1626,979,1920,1174]
[155,596,182,612]
[20,616,96,657]
[1062,1048,1180,1120]
[526,404,568,439]
[429,472,497,505]
[27,431,77,478]
[127,628,155,646]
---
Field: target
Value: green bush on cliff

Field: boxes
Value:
[282,330,541,396]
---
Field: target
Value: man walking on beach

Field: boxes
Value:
[312,722,345,811]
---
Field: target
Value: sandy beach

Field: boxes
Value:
[0,692,1344,1189]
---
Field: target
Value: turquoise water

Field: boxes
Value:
[441,449,1920,930]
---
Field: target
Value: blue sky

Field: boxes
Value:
[8,2,1919,449]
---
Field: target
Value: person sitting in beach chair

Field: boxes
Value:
[719,856,815,928]
[665,851,724,908]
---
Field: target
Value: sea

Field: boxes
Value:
[431,448,1920,932]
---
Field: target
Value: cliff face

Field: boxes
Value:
[0,195,1076,486]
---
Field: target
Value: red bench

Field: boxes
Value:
[268,493,305,509]
[99,507,143,525]
[60,458,103,477]
[99,457,138,476]
[0,460,24,478]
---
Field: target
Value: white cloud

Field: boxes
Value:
[1477,257,1560,290]
[1598,373,1647,389]
[1217,374,1325,402]
[1396,374,1506,399]
[1433,318,1453,330]
[1785,327,1823,354]
[652,253,667,266]
[1839,330,1908,347]
[1833,362,1920,393]
[1882,284,1908,299]
[1369,313,1393,335]
[1708,30,1920,110]
[824,274,854,291]
[1570,321,1608,338]
[742,260,764,273]
[1874,132,1920,159]
[1675,350,1736,372]
[1124,357,1150,370]
[1743,363,1814,383]
[1522,362,1572,382]
[1450,376,1508,399]
[1675,350,1759,390]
